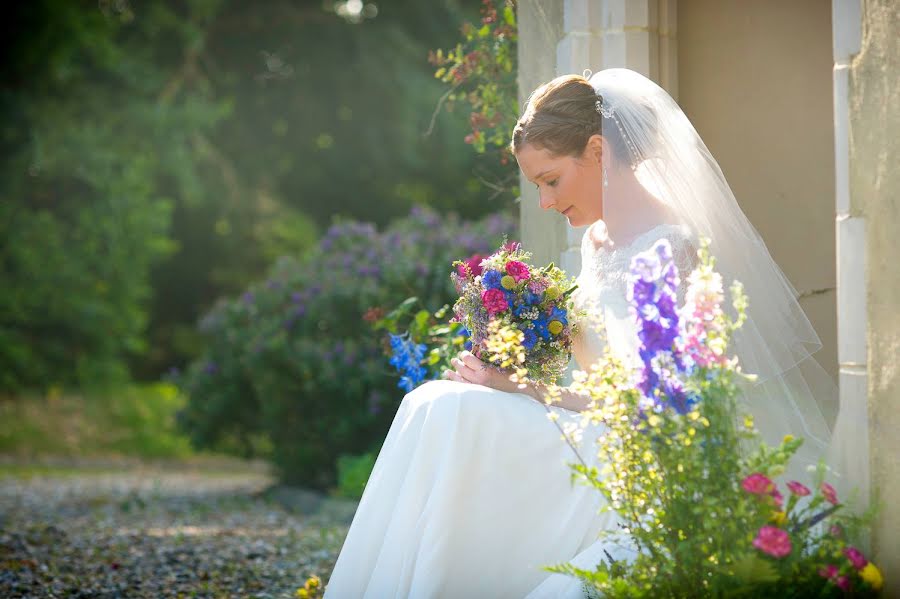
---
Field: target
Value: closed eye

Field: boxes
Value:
[547,179,559,187]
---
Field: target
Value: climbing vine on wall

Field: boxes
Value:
[428,0,518,199]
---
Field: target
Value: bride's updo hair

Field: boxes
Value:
[510,75,601,158]
[510,74,633,164]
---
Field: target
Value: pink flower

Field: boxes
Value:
[844,546,868,570]
[505,260,530,282]
[786,481,811,496]
[481,288,509,316]
[819,565,838,579]
[821,482,839,505]
[503,240,521,253]
[678,268,728,368]
[457,254,485,278]
[741,473,775,495]
[771,487,784,508]
[752,526,792,558]
[830,524,843,537]
[835,576,850,591]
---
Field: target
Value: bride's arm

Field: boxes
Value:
[443,352,592,413]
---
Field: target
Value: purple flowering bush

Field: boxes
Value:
[545,239,879,597]
[175,206,515,488]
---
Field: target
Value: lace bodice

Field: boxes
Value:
[571,223,697,372]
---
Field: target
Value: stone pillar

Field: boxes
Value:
[836,0,900,584]
[517,0,567,267]
[832,0,869,512]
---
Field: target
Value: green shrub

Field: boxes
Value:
[0,383,193,459]
[335,452,377,500]
[176,206,516,489]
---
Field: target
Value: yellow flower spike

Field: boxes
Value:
[548,320,564,335]
[743,414,754,429]
[860,563,883,590]
[677,464,684,473]
[699,417,710,427]
[684,437,692,446]
[648,415,662,428]
[770,511,787,526]
[501,275,517,290]
[687,427,696,437]
[782,434,795,444]
[545,286,561,300]
[688,410,700,421]
[296,590,309,599]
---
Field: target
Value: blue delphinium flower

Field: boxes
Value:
[522,328,539,350]
[482,270,503,290]
[533,314,550,340]
[389,333,428,392]
[628,239,694,414]
[548,306,568,327]
[456,327,473,351]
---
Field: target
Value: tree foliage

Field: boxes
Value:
[1,0,510,391]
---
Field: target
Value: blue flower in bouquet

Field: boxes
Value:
[503,289,517,308]
[389,333,428,392]
[533,314,551,340]
[548,306,568,328]
[456,327,473,351]
[521,328,539,350]
[451,240,580,385]
[482,270,503,290]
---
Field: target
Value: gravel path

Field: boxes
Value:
[0,461,355,598]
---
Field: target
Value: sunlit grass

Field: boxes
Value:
[0,382,194,460]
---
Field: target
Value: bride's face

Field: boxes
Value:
[515,138,604,227]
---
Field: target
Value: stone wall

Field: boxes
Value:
[846,0,900,583]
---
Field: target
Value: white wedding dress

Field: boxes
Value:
[323,222,696,599]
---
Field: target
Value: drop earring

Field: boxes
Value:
[602,165,608,188]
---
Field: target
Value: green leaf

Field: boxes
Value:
[731,553,780,584]
[412,309,431,338]
[386,296,420,321]
[503,6,516,27]
[427,348,441,365]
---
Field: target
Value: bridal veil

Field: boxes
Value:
[584,69,860,497]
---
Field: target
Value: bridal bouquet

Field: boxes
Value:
[451,241,581,385]
[549,239,881,597]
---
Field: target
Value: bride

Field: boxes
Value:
[323,68,841,598]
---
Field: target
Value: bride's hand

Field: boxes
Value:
[442,351,523,394]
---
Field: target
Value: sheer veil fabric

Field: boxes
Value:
[583,68,854,490]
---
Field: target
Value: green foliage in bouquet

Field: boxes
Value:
[545,239,881,597]
[370,298,468,393]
